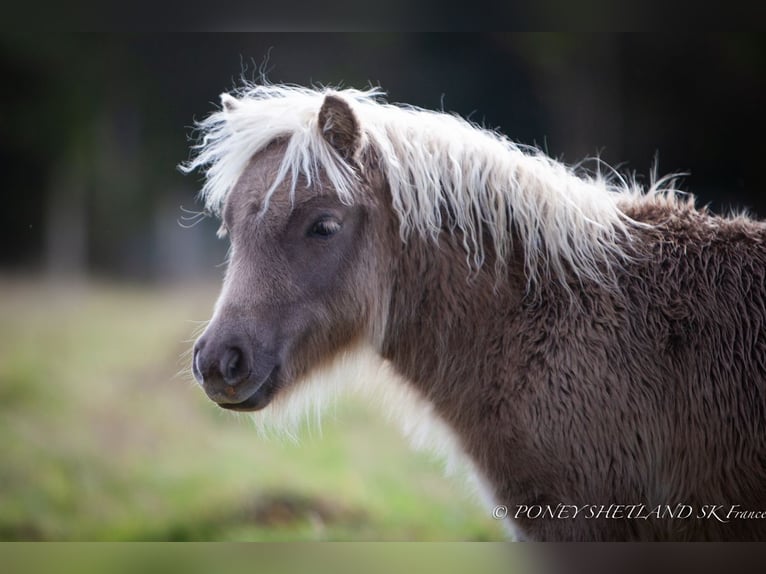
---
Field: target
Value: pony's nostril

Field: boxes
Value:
[221,347,247,386]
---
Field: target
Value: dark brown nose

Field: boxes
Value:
[192,325,279,407]
[193,335,250,391]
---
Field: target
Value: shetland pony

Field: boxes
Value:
[182,84,766,541]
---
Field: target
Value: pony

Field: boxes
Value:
[182,83,766,541]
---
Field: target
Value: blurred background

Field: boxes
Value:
[1,33,764,541]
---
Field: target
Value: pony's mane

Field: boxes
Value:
[182,83,671,288]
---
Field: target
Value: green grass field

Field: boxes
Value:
[0,278,505,541]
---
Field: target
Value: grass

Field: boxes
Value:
[0,277,505,541]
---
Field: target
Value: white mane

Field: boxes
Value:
[182,83,659,287]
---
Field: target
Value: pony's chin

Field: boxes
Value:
[217,368,279,412]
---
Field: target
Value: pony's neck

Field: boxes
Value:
[377,227,566,516]
[380,231,526,424]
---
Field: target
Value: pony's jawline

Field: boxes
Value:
[217,367,280,412]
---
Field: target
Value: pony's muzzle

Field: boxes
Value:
[193,334,257,404]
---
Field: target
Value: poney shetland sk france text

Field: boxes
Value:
[491,504,766,522]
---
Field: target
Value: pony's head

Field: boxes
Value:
[188,91,394,413]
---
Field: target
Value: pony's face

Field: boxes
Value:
[193,97,392,412]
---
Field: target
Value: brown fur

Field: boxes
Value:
[382,194,766,540]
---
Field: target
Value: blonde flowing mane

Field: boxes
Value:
[182,83,664,287]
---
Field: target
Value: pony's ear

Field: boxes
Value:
[318,94,361,161]
[220,93,239,113]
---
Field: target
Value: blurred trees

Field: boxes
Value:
[1,34,764,282]
[0,34,229,281]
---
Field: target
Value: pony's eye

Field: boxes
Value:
[308,218,342,238]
